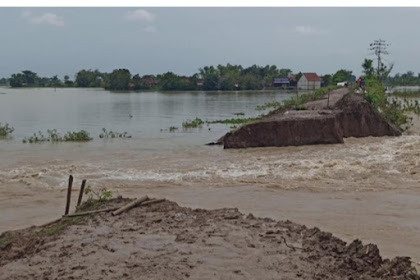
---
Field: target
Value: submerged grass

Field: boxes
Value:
[391,91,420,98]
[206,117,258,125]
[23,129,93,143]
[182,118,205,128]
[0,123,14,137]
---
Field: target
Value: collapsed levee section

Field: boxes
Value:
[222,93,401,149]
[223,111,344,149]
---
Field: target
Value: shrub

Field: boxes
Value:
[0,123,14,137]
[364,78,420,131]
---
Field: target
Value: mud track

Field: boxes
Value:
[0,198,418,279]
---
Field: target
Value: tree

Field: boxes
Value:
[332,69,353,84]
[9,73,25,87]
[21,70,38,85]
[107,69,131,90]
[199,66,219,90]
[75,69,104,87]
[362,59,375,78]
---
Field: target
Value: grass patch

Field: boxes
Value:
[37,216,87,237]
[0,123,14,137]
[23,129,93,143]
[169,126,178,132]
[99,128,131,139]
[364,78,420,131]
[206,117,258,125]
[255,101,281,111]
[391,91,420,98]
[261,86,338,116]
[182,118,205,128]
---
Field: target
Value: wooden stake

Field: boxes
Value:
[77,179,86,208]
[64,206,120,218]
[64,175,73,215]
[141,198,166,206]
[112,196,149,216]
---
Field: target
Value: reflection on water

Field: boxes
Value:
[0,88,291,142]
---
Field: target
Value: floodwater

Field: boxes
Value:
[1,88,420,265]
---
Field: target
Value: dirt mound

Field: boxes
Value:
[222,90,401,149]
[0,198,418,279]
[334,93,401,138]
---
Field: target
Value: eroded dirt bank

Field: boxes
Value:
[222,89,401,148]
[1,198,418,280]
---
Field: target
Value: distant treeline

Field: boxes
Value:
[386,71,420,86]
[0,64,389,91]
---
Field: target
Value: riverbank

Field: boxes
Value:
[1,197,418,279]
[1,88,420,271]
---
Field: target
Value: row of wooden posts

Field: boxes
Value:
[64,175,86,216]
[63,175,165,218]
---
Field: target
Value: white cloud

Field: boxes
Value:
[31,13,64,26]
[125,9,156,22]
[21,11,64,27]
[295,25,328,35]
[21,10,32,19]
[143,25,157,33]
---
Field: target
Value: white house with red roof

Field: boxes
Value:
[297,73,322,90]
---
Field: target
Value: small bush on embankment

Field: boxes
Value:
[0,123,14,137]
[364,78,420,131]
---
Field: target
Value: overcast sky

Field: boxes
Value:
[0,7,419,79]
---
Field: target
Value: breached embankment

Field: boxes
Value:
[221,89,401,149]
[0,197,418,279]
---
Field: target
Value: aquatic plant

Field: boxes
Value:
[22,131,48,143]
[182,118,205,128]
[23,129,93,143]
[207,118,258,125]
[232,112,245,116]
[255,101,281,111]
[99,128,132,139]
[63,130,92,141]
[0,123,14,137]
[169,126,178,132]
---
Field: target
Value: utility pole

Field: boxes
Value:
[369,39,390,80]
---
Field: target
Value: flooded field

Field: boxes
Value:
[1,88,419,265]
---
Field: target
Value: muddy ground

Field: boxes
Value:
[0,198,418,280]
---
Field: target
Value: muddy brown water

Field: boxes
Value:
[1,88,420,266]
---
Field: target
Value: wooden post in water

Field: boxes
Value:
[77,179,87,208]
[65,175,73,215]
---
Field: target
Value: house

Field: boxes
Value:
[297,73,322,90]
[196,79,204,87]
[273,78,290,88]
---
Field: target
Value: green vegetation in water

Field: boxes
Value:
[206,117,258,125]
[0,123,14,137]
[99,128,132,139]
[364,78,420,131]
[169,126,178,132]
[182,118,205,128]
[232,112,245,116]
[263,85,338,116]
[391,91,420,98]
[255,101,281,111]
[22,129,93,143]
